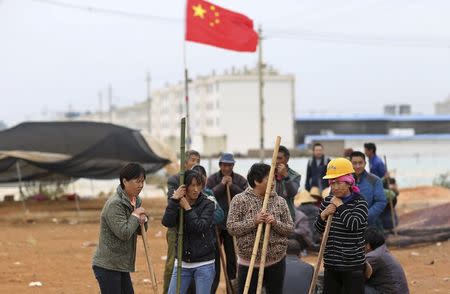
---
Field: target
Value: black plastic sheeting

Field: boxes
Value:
[0,121,170,182]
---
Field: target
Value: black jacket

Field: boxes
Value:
[162,193,215,263]
[305,156,330,191]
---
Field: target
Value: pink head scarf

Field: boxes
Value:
[329,174,360,193]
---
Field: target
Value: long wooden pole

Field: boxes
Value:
[226,185,239,260]
[141,224,158,294]
[256,221,271,293]
[216,228,234,294]
[176,117,186,294]
[383,155,397,236]
[243,136,281,294]
[308,214,334,294]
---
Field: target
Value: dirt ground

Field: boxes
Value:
[1,187,449,294]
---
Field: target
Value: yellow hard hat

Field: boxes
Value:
[323,157,355,179]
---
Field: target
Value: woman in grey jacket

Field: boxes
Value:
[92,163,148,294]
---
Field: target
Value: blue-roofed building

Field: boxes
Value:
[295,114,450,145]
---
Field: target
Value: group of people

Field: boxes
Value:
[91,142,409,294]
[161,148,302,294]
[303,142,399,233]
[300,142,408,293]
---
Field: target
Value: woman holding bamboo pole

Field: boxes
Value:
[313,158,369,294]
[162,170,216,294]
[227,163,293,294]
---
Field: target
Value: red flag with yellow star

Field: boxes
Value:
[185,0,258,52]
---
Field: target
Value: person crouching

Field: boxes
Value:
[162,170,215,294]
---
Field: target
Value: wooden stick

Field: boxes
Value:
[383,155,397,236]
[227,185,239,260]
[308,214,333,294]
[176,117,186,294]
[141,224,158,294]
[243,136,281,294]
[216,228,234,294]
[256,222,271,293]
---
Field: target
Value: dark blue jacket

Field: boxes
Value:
[369,155,386,179]
[305,156,330,191]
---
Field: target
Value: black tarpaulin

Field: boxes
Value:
[0,121,172,182]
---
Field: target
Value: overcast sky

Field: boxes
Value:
[1,0,449,127]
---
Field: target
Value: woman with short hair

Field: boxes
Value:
[92,162,148,294]
[162,169,216,294]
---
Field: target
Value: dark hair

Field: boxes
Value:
[278,145,290,159]
[349,151,366,161]
[185,150,200,162]
[388,178,396,185]
[312,143,323,150]
[365,227,385,250]
[343,148,354,158]
[364,143,377,154]
[184,169,203,187]
[191,164,206,177]
[119,163,146,188]
[247,163,270,188]
[286,239,301,256]
[191,165,207,185]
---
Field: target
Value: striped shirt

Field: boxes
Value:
[314,193,368,271]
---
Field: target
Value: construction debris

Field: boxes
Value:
[28,281,43,287]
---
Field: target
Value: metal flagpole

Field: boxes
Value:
[258,26,264,162]
[183,5,191,150]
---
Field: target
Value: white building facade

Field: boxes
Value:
[150,67,295,155]
[71,66,295,156]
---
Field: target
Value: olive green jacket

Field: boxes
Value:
[92,185,147,272]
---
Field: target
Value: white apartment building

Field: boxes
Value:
[150,66,295,155]
[71,66,295,156]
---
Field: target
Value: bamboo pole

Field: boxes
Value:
[308,214,334,294]
[141,224,158,294]
[216,228,234,294]
[256,221,271,293]
[243,136,281,294]
[176,117,186,294]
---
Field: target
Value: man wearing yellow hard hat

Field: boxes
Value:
[314,158,369,294]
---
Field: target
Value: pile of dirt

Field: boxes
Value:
[397,186,450,214]
[399,202,450,229]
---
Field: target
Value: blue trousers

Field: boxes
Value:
[168,262,215,294]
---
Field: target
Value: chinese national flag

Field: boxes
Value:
[185,0,258,52]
